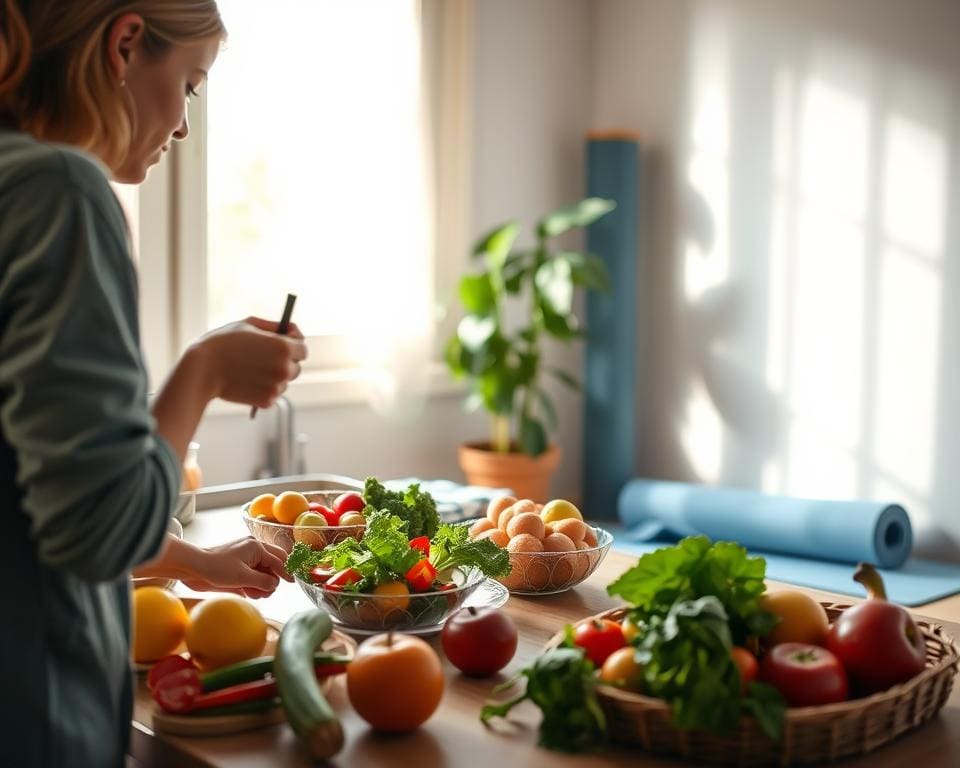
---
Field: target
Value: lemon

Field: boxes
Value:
[131,587,189,663]
[248,493,276,520]
[272,491,310,524]
[539,499,584,525]
[185,596,267,671]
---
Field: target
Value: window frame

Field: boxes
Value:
[136,0,473,410]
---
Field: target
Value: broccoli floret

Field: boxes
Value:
[363,477,440,539]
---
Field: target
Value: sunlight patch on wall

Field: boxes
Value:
[683,4,731,303]
[681,379,724,483]
[791,207,865,450]
[785,421,857,499]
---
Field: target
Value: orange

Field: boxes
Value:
[760,590,830,647]
[248,493,276,520]
[131,587,189,663]
[272,491,310,524]
[185,596,267,671]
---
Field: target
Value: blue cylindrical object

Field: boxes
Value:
[583,133,640,519]
[617,479,913,569]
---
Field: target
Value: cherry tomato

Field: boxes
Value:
[442,606,518,676]
[759,642,848,707]
[599,647,644,690]
[730,646,759,693]
[334,491,366,516]
[573,618,627,667]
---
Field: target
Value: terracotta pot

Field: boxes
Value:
[457,441,562,503]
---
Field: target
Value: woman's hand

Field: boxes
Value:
[134,535,294,599]
[190,317,309,409]
[179,537,294,598]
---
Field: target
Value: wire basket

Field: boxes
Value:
[550,604,958,766]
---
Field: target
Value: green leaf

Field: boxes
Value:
[516,351,538,386]
[534,258,574,316]
[444,335,464,377]
[520,414,548,456]
[743,682,786,741]
[463,391,484,412]
[480,365,516,415]
[536,388,557,430]
[457,315,496,352]
[458,274,497,315]
[541,307,579,339]
[546,366,581,391]
[537,198,616,239]
[502,251,531,293]
[557,251,611,293]
[473,220,520,273]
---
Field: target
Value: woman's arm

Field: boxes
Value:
[132,534,293,598]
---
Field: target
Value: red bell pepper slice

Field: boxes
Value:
[409,536,431,556]
[405,558,438,592]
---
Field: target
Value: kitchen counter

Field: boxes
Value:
[129,502,960,768]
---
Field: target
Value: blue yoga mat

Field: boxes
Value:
[613,480,960,606]
[618,479,912,568]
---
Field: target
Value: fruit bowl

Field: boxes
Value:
[499,526,613,595]
[241,490,365,555]
[296,567,491,634]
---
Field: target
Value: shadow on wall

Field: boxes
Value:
[645,0,960,561]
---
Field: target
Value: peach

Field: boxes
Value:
[469,518,495,539]
[506,512,545,541]
[552,518,587,544]
[582,525,598,547]
[486,495,517,526]
[542,533,576,553]
[476,528,509,548]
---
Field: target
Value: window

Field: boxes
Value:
[135,0,471,404]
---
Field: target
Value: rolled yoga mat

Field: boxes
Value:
[617,479,913,569]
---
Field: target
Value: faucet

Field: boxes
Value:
[258,395,308,478]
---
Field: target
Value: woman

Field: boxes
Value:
[0,2,303,766]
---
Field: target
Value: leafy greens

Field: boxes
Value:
[362,477,440,539]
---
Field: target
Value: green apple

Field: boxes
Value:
[294,511,327,528]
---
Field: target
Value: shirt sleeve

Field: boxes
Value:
[0,151,179,582]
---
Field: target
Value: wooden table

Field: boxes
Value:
[129,508,960,767]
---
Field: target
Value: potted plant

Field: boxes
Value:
[444,197,615,501]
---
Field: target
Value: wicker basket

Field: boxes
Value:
[553,604,958,766]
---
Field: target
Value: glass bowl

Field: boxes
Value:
[241,490,366,555]
[296,567,488,633]
[498,526,613,595]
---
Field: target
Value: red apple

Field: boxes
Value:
[826,563,926,693]
[759,642,848,706]
[309,501,340,526]
[334,491,365,517]
[441,606,517,676]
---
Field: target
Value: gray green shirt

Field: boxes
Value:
[0,131,180,767]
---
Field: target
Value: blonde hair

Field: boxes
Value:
[0,0,225,170]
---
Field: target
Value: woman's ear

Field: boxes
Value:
[106,13,146,83]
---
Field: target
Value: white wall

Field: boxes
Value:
[594,0,960,560]
[193,0,595,500]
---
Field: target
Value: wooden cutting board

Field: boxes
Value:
[144,598,356,737]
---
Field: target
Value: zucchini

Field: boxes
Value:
[201,651,351,692]
[274,610,344,760]
[192,698,282,718]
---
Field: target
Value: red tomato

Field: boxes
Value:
[308,502,340,526]
[409,536,431,556]
[573,618,627,667]
[759,642,848,707]
[334,491,366,516]
[730,646,759,693]
[325,567,361,590]
[147,654,195,691]
[308,566,334,585]
[405,559,438,592]
[441,606,518,676]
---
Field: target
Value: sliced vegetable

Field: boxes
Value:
[193,698,282,718]
[405,558,438,592]
[274,610,344,760]
[147,655,195,691]
[326,567,362,591]
[409,536,431,556]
